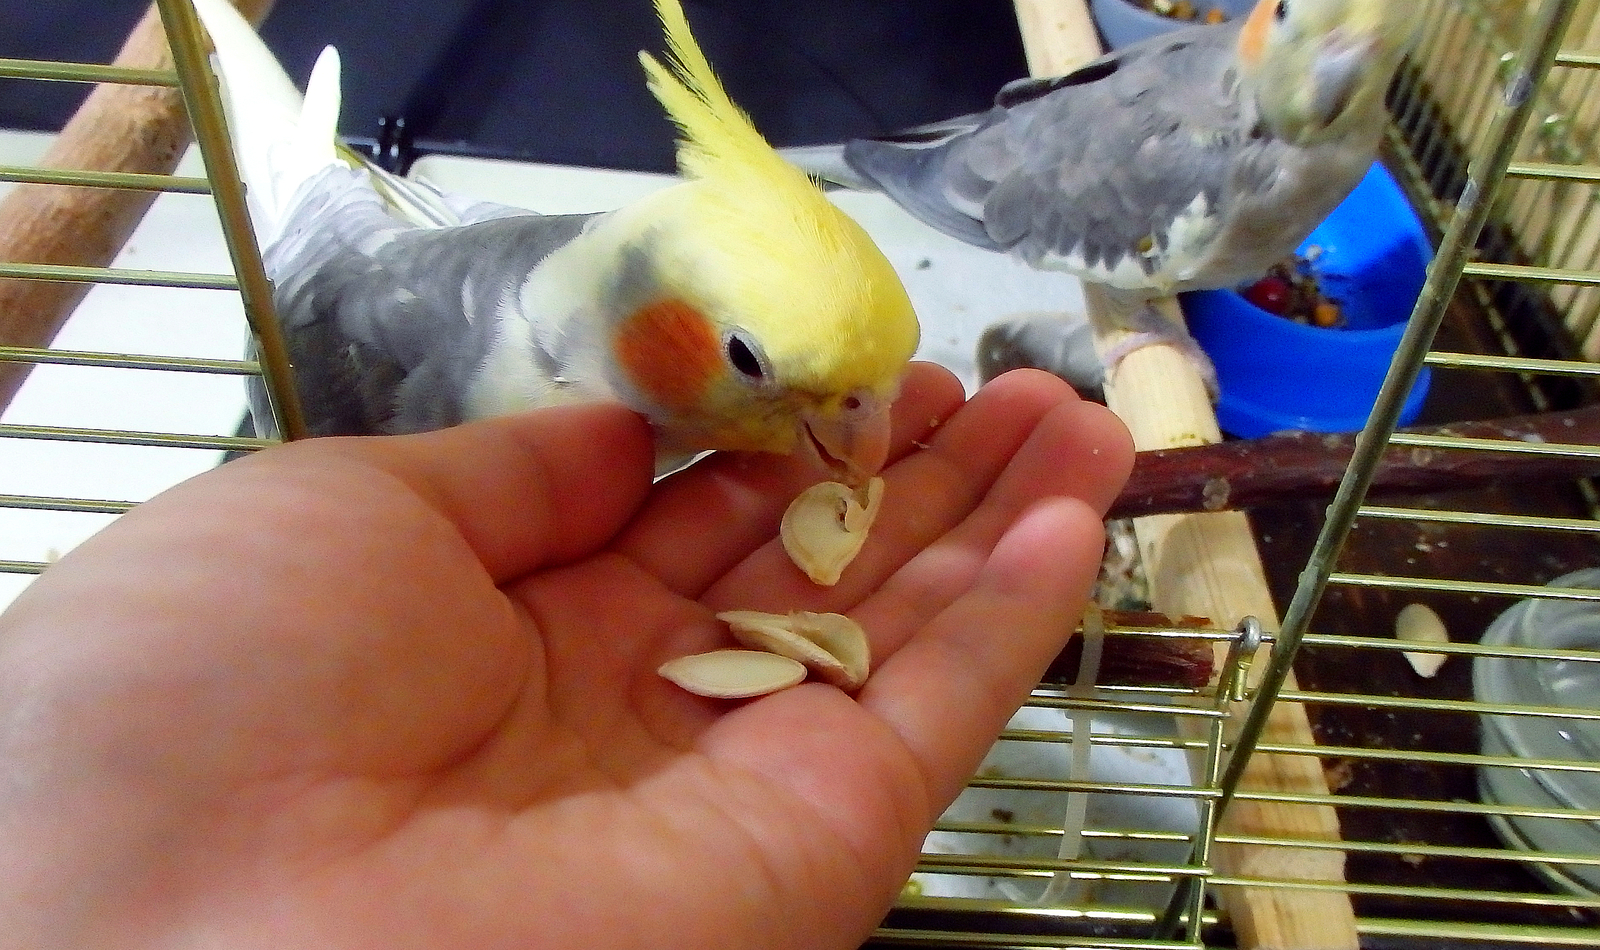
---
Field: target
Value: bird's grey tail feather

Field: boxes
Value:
[339,146,460,229]
[191,0,340,244]
[841,139,1001,251]
[780,110,983,190]
[777,143,876,190]
[195,0,516,239]
[781,109,1000,249]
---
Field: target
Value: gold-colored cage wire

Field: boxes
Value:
[0,0,1597,947]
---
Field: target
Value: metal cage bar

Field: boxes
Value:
[153,0,306,441]
[5,1,1600,946]
[1219,0,1583,808]
[0,0,300,592]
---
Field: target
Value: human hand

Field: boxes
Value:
[0,364,1132,950]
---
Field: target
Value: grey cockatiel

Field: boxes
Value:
[192,0,919,482]
[784,0,1421,387]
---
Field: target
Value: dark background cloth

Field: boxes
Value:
[0,0,1028,171]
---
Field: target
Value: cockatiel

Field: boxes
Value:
[191,0,919,482]
[783,0,1419,385]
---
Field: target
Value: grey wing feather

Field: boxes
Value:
[778,143,873,191]
[254,164,593,437]
[986,26,1256,270]
[840,110,1007,251]
[840,22,1267,279]
[786,130,1003,251]
[341,147,539,227]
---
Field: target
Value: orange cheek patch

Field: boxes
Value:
[615,299,720,410]
[1238,0,1272,67]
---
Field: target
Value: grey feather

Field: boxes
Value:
[249,164,595,439]
[976,311,1103,394]
[787,18,1384,297]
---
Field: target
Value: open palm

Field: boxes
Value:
[0,365,1132,950]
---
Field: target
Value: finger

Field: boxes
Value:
[857,496,1108,812]
[699,369,1113,615]
[612,362,966,598]
[272,402,657,583]
[846,394,1132,656]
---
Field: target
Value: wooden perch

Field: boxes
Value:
[1110,404,1600,521]
[0,0,276,412]
[1008,4,1360,947]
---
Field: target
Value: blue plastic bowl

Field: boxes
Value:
[1089,0,1255,50]
[1182,164,1434,438]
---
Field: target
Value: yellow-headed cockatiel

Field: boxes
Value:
[783,0,1420,387]
[191,0,919,482]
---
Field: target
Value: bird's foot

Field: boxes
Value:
[1101,309,1218,399]
[976,311,1104,397]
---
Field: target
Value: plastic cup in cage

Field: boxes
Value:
[1473,567,1600,896]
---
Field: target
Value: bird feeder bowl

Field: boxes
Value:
[1180,162,1434,438]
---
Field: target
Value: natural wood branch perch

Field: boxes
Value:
[0,0,275,412]
[1050,610,1217,690]
[1109,404,1600,521]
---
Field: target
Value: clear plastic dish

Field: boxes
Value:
[1473,568,1600,895]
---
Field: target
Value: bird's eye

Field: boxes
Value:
[1273,0,1287,20]
[725,332,765,380]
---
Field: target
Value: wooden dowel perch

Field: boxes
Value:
[1009,5,1360,948]
[0,0,276,413]
[1110,404,1600,521]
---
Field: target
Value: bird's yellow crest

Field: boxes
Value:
[638,0,841,215]
[639,0,783,187]
[635,0,919,390]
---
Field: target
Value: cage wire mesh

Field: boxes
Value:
[889,0,1600,945]
[0,1,1598,948]
[0,0,297,612]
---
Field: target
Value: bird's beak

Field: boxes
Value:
[1309,30,1379,130]
[800,391,893,487]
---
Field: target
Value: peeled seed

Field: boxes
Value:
[719,610,841,680]
[658,649,807,698]
[718,609,871,691]
[1396,602,1449,678]
[780,477,884,586]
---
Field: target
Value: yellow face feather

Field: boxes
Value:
[1238,0,1420,146]
[636,0,919,398]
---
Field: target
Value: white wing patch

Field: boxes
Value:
[463,298,562,421]
[1162,192,1225,284]
[1035,192,1221,293]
